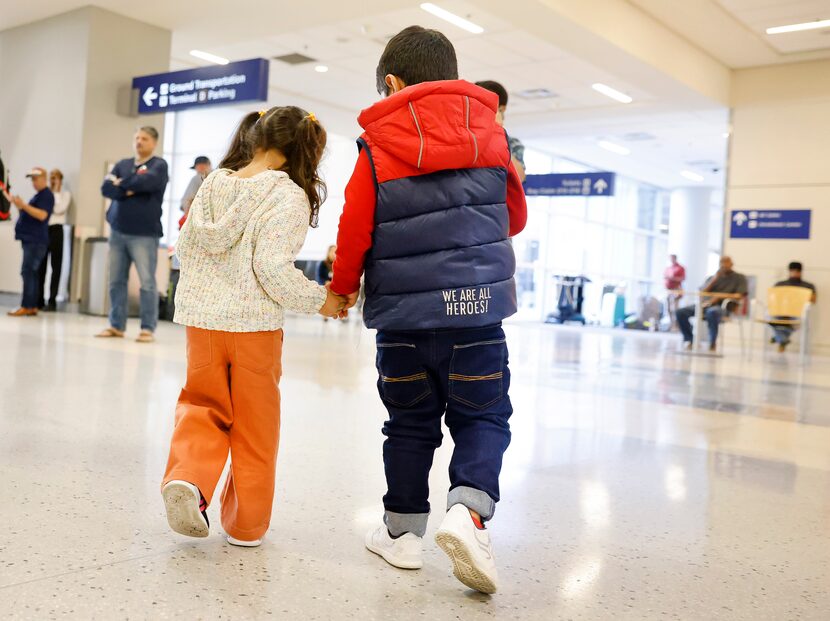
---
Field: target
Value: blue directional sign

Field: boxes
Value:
[730,209,811,239]
[133,58,269,114]
[524,172,616,197]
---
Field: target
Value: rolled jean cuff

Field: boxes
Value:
[384,511,429,538]
[447,486,496,521]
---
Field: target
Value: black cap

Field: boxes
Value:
[190,156,211,169]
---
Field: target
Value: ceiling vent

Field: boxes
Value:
[623,132,656,141]
[516,88,557,100]
[273,53,316,65]
[686,159,718,168]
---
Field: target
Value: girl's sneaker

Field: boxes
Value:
[435,504,499,594]
[365,526,423,569]
[227,536,262,547]
[162,480,209,538]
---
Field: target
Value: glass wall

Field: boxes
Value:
[514,148,671,323]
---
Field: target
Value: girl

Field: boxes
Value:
[161,106,345,547]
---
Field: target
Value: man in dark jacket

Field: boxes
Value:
[5,167,53,316]
[771,261,816,352]
[330,26,527,594]
[676,256,748,351]
[97,126,168,343]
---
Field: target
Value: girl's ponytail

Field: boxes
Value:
[218,111,260,171]
[285,114,327,227]
[223,106,327,226]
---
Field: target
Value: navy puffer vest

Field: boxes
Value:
[357,81,518,331]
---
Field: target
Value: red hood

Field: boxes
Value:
[358,80,501,172]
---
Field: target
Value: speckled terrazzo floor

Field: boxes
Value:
[1,310,829,620]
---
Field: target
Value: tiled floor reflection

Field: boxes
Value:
[1,312,828,620]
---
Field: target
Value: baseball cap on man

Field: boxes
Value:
[25,167,47,178]
[190,156,211,169]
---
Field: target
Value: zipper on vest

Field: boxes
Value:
[408,102,425,169]
[465,96,479,165]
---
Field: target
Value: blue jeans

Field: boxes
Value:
[376,324,513,537]
[20,242,48,308]
[676,304,723,346]
[108,230,159,332]
[770,317,796,345]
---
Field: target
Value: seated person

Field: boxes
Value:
[676,256,748,351]
[770,261,816,352]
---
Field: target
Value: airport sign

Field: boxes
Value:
[133,58,269,114]
[524,172,616,197]
[730,209,811,239]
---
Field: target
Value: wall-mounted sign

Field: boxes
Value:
[133,58,269,114]
[524,172,616,197]
[730,209,811,239]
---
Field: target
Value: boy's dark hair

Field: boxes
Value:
[376,26,458,95]
[219,106,327,227]
[476,80,509,107]
[789,261,803,271]
[137,126,159,141]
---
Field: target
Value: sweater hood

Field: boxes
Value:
[187,169,287,254]
[358,80,501,173]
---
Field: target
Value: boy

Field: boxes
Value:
[330,26,527,594]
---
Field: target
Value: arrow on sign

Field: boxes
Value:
[733,212,748,226]
[142,86,158,107]
[593,179,608,194]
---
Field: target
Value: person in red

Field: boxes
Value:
[329,26,527,594]
[664,254,686,329]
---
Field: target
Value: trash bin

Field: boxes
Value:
[80,237,171,318]
[81,237,109,315]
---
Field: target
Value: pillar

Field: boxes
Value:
[668,187,713,295]
[0,6,171,299]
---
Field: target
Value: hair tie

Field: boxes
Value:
[258,110,266,118]
[306,112,317,123]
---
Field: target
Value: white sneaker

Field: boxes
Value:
[227,535,262,547]
[435,504,498,594]
[365,526,423,569]
[162,480,209,538]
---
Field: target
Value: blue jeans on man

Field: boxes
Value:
[770,319,795,345]
[21,242,48,309]
[676,304,723,347]
[375,324,513,538]
[108,230,158,332]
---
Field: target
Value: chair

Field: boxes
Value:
[716,294,752,356]
[752,286,814,362]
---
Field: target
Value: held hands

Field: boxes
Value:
[319,285,348,319]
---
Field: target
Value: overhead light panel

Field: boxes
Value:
[592,83,633,104]
[681,170,704,182]
[420,3,484,34]
[766,19,830,34]
[190,50,229,65]
[314,65,329,73]
[598,140,630,156]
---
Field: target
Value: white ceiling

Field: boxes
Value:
[1,0,740,189]
[630,0,830,68]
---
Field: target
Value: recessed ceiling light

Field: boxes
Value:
[190,50,229,65]
[592,83,633,104]
[420,3,484,34]
[315,65,329,73]
[766,19,830,34]
[598,140,630,155]
[681,170,705,182]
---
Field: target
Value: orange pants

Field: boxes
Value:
[163,327,283,541]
